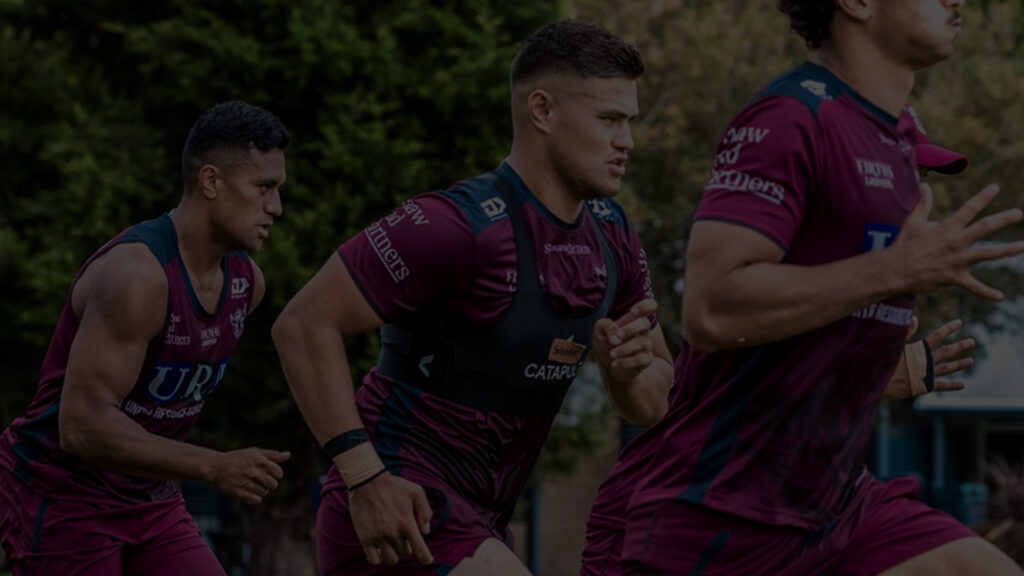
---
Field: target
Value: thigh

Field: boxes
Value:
[1,482,123,576]
[878,537,1022,576]
[447,538,529,576]
[621,500,810,576]
[828,475,980,576]
[123,502,225,576]
[580,522,623,576]
[318,486,502,576]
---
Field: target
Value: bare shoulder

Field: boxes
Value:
[72,242,168,340]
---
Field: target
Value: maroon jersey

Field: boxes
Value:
[323,162,655,530]
[0,214,255,505]
[625,63,920,530]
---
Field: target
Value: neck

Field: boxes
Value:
[507,141,584,224]
[818,37,914,119]
[169,199,228,279]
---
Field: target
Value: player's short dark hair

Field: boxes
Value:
[777,0,834,49]
[510,19,644,87]
[181,100,289,193]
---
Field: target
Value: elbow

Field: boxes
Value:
[58,412,91,460]
[624,397,668,428]
[271,309,299,351]
[682,308,729,354]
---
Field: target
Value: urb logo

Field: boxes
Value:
[862,223,901,252]
[146,360,229,405]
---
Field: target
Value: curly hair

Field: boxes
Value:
[181,101,289,193]
[510,19,644,87]
[777,0,835,49]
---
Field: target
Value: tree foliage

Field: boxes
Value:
[1,1,558,571]
[570,0,1024,347]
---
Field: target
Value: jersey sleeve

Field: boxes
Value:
[604,216,659,328]
[695,95,819,250]
[338,193,473,323]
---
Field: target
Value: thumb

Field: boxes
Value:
[913,183,934,220]
[906,315,919,341]
[263,450,292,463]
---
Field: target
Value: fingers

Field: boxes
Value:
[964,210,1024,246]
[613,299,658,328]
[951,184,1002,228]
[263,449,292,465]
[607,313,653,347]
[925,319,964,348]
[968,240,1024,263]
[934,357,974,378]
[958,273,1006,301]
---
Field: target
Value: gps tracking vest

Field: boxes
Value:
[376,171,619,415]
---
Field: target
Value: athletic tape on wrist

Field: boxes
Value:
[904,340,933,397]
[333,442,386,489]
[322,428,370,460]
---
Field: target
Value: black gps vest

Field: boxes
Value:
[375,170,619,415]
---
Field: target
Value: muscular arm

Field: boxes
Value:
[592,300,672,427]
[272,253,380,445]
[684,185,1024,352]
[682,220,904,351]
[59,244,287,504]
[273,253,434,566]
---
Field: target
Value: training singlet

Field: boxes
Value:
[623,62,921,530]
[324,161,656,528]
[0,214,255,505]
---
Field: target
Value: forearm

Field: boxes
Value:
[686,247,908,351]
[60,407,218,482]
[273,314,364,445]
[602,356,672,427]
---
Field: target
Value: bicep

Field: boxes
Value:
[683,220,785,309]
[62,251,166,420]
[283,252,383,337]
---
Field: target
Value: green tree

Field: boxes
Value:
[1,1,559,572]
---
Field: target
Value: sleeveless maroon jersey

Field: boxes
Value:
[0,214,255,505]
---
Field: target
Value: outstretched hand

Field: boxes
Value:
[893,184,1024,300]
[883,317,975,399]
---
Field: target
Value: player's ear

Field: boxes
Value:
[197,164,221,200]
[835,0,873,22]
[527,89,555,135]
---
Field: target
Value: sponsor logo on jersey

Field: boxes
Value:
[716,143,743,167]
[164,312,191,346]
[385,200,430,227]
[365,222,410,283]
[481,197,507,221]
[800,79,832,99]
[548,336,587,364]
[524,361,584,382]
[200,325,221,347]
[230,305,247,338]
[861,222,900,253]
[231,277,250,297]
[144,359,230,406]
[707,169,786,205]
[852,303,914,326]
[544,242,592,256]
[722,126,770,146]
[856,158,896,190]
[587,199,613,219]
